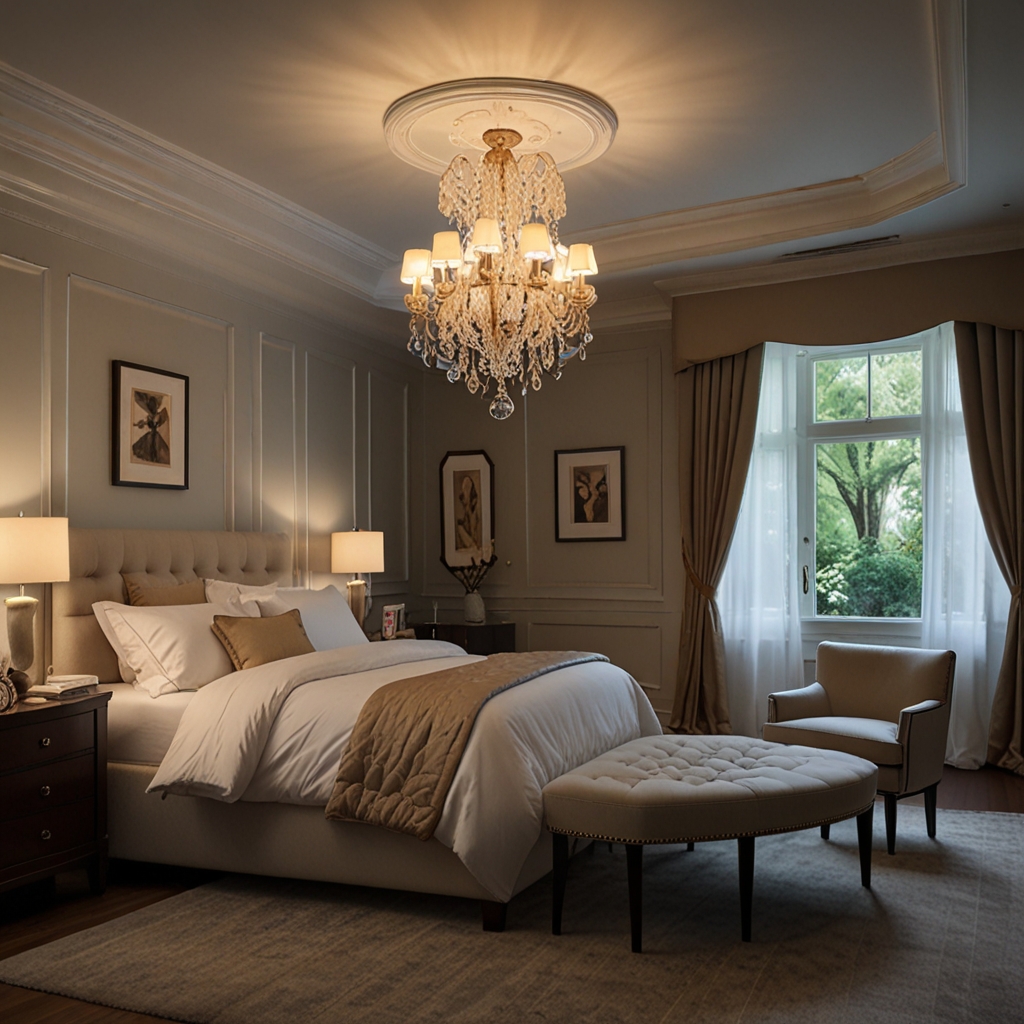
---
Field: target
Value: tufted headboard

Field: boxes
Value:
[52,529,293,682]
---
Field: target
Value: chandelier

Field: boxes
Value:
[400,127,598,420]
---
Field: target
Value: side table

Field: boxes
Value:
[414,621,516,655]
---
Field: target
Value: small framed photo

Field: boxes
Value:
[440,451,494,568]
[555,447,625,542]
[381,603,405,640]
[112,360,189,489]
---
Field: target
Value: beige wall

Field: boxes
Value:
[417,326,681,723]
[672,248,1024,369]
[0,213,419,679]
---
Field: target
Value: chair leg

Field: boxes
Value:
[883,793,898,855]
[924,784,938,839]
[552,833,569,935]
[738,836,755,942]
[820,823,831,841]
[626,843,643,954]
[686,842,694,852]
[856,803,873,888]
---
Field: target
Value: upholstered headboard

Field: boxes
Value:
[52,529,293,682]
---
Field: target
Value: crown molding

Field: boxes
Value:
[576,0,966,274]
[0,61,398,312]
[654,222,1024,298]
[589,294,671,330]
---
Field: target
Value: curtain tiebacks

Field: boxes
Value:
[1011,583,1021,599]
[682,542,716,601]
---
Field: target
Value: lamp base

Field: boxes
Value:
[5,595,38,689]
[346,580,367,630]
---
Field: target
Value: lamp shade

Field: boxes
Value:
[400,249,432,283]
[331,531,385,574]
[431,231,463,268]
[470,218,502,253]
[0,517,70,584]
[519,222,553,261]
[567,243,598,277]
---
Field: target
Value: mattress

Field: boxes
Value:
[102,682,193,764]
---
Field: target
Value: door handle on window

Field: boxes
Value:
[802,565,809,595]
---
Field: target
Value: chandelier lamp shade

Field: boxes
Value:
[400,126,599,420]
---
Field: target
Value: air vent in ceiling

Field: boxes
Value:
[775,235,900,262]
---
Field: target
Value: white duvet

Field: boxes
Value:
[148,641,661,900]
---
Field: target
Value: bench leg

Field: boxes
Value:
[552,833,569,935]
[738,836,755,942]
[884,793,898,855]
[856,803,874,888]
[924,784,937,838]
[820,823,830,841]
[626,843,643,954]
[481,900,507,932]
[686,842,695,852]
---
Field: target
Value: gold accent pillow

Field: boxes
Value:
[211,609,315,671]
[123,576,207,607]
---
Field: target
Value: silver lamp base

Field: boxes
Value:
[346,579,366,630]
[5,594,38,693]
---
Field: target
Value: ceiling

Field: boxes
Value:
[0,0,1021,331]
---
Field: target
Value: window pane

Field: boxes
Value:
[814,357,867,421]
[870,350,922,417]
[815,438,922,617]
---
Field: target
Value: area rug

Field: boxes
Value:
[1,807,1021,1024]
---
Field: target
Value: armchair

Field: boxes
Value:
[763,641,956,854]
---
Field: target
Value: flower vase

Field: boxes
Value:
[463,590,485,624]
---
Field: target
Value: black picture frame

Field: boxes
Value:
[112,360,190,490]
[555,446,625,542]
[439,450,495,569]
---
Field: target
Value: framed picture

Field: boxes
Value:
[440,450,494,568]
[555,446,625,542]
[381,603,405,639]
[112,361,189,489]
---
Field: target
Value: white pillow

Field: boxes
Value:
[256,586,367,651]
[204,579,279,614]
[91,601,256,697]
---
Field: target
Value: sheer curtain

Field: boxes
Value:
[921,323,1008,767]
[718,343,803,737]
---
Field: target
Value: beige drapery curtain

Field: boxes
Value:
[954,322,1024,775]
[671,344,764,733]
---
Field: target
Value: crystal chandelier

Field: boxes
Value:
[401,127,598,420]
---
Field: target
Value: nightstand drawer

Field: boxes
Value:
[0,710,94,773]
[0,799,96,869]
[1,754,95,823]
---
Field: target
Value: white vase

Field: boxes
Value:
[463,590,486,624]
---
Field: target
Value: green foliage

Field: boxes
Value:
[815,357,866,421]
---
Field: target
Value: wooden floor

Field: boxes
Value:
[2,764,1023,1024]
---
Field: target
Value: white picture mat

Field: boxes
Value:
[556,448,623,540]
[441,453,493,567]
[118,365,186,486]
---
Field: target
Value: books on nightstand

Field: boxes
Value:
[27,674,100,700]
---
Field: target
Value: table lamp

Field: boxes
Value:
[331,530,384,627]
[0,515,70,693]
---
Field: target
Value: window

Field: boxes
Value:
[798,341,923,622]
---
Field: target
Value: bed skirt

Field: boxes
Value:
[109,762,553,902]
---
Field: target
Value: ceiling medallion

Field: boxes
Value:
[387,80,615,419]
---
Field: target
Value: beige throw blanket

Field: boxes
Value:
[325,651,608,839]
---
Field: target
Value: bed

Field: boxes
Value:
[52,528,660,928]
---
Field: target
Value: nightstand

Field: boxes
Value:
[0,690,111,896]
[414,621,515,655]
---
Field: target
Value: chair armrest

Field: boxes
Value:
[897,700,948,794]
[767,682,831,724]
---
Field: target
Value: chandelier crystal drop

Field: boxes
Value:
[402,127,598,420]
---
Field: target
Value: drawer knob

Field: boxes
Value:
[40,829,52,841]
[40,785,51,797]
[40,737,51,748]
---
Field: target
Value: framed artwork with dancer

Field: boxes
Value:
[554,446,625,541]
[112,360,189,489]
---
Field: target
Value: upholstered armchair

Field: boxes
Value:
[763,641,956,854]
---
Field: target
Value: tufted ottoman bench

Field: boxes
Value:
[543,735,878,950]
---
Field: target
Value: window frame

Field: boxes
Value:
[796,338,924,638]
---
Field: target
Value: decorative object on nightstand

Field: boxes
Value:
[0,690,111,896]
[0,515,71,695]
[331,530,385,628]
[440,450,497,623]
[413,620,515,655]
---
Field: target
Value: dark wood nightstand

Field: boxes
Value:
[414,621,516,655]
[0,690,111,896]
